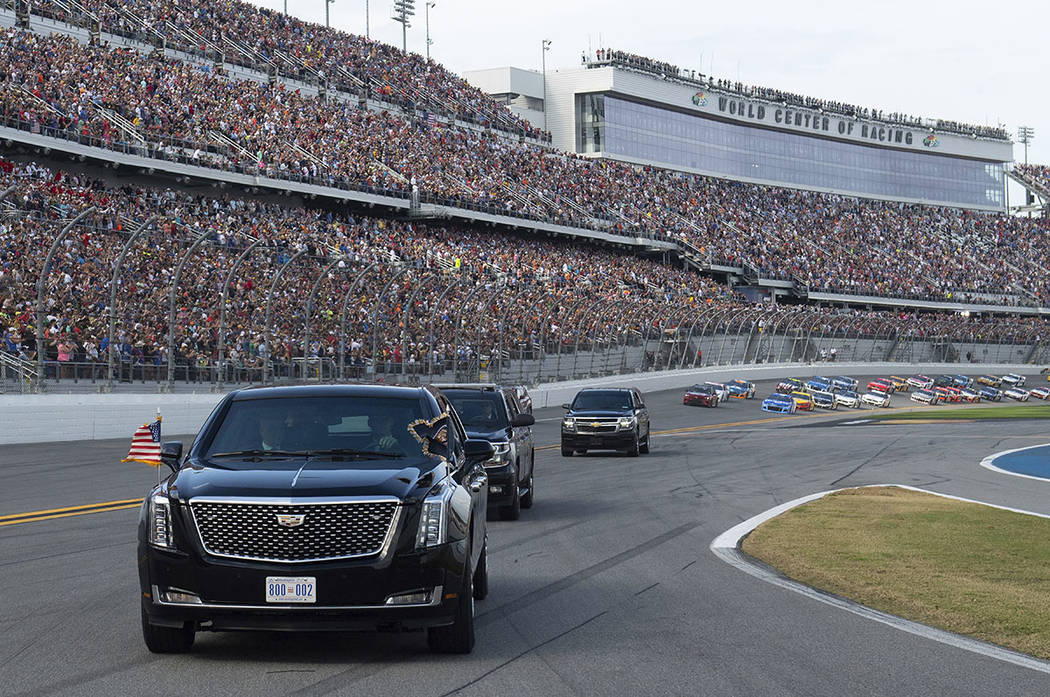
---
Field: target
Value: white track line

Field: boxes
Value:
[980,443,1050,483]
[710,484,1050,675]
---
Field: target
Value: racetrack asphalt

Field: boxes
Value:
[3,374,1050,696]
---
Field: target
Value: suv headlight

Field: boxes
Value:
[148,493,176,550]
[562,417,576,432]
[485,441,511,468]
[416,481,453,549]
[617,416,636,430]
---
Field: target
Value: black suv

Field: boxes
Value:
[561,387,651,457]
[138,384,493,654]
[436,384,536,521]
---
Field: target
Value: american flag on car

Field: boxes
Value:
[123,417,162,467]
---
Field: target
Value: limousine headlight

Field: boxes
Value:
[148,494,176,550]
[562,417,576,432]
[617,416,636,430]
[416,483,453,550]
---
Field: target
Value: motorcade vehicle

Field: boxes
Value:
[888,376,910,392]
[789,391,815,411]
[761,393,796,414]
[951,375,974,388]
[1001,374,1027,387]
[978,386,1004,402]
[726,379,757,399]
[835,390,861,408]
[705,382,731,403]
[867,378,895,394]
[861,391,891,408]
[1004,387,1031,402]
[776,378,805,394]
[561,388,650,457]
[1030,387,1050,400]
[437,384,536,520]
[683,384,719,407]
[976,375,1002,387]
[810,390,839,410]
[907,375,934,389]
[806,376,832,392]
[138,384,494,655]
[910,389,940,405]
[832,376,858,391]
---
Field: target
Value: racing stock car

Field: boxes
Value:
[910,389,940,405]
[1001,373,1027,387]
[832,376,859,391]
[867,378,896,394]
[888,376,911,392]
[1030,387,1050,400]
[861,391,892,408]
[976,375,1002,387]
[907,374,935,389]
[776,378,805,394]
[810,390,839,410]
[1004,387,1031,402]
[761,393,797,414]
[789,391,815,411]
[834,390,861,408]
[978,386,1004,402]
[726,380,756,399]
[683,384,719,407]
[806,376,832,392]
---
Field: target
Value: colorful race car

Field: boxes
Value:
[705,382,730,403]
[976,375,1002,387]
[1001,374,1027,387]
[810,390,839,410]
[776,378,805,394]
[934,386,962,403]
[951,375,974,388]
[761,393,797,414]
[832,376,859,392]
[888,376,911,392]
[806,376,832,392]
[1004,387,1031,401]
[683,384,719,407]
[867,378,895,394]
[957,387,981,403]
[789,391,815,411]
[726,379,757,399]
[835,389,861,408]
[978,386,1003,402]
[907,374,935,389]
[1030,387,1050,400]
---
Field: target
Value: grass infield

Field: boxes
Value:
[870,404,1050,421]
[741,487,1050,660]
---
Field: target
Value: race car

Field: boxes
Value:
[726,379,757,399]
[832,376,858,392]
[957,387,981,403]
[683,384,719,407]
[910,389,940,405]
[1030,387,1050,400]
[835,389,861,408]
[933,375,956,388]
[776,378,805,394]
[1001,373,1027,387]
[888,376,910,392]
[861,391,891,408]
[867,378,895,394]
[934,386,962,403]
[976,375,1002,387]
[761,393,797,414]
[810,390,839,410]
[789,391,815,411]
[951,375,974,388]
[978,386,1003,402]
[806,376,832,392]
[907,374,934,389]
[705,382,730,403]
[1004,387,1031,402]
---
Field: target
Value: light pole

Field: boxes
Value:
[392,0,415,52]
[1018,126,1035,166]
[365,0,370,37]
[325,0,334,27]
[542,39,551,133]
[425,2,435,61]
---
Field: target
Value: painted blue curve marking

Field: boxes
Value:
[987,444,1050,480]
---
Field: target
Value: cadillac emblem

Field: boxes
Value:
[276,514,306,528]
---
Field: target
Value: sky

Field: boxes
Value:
[249,0,1048,192]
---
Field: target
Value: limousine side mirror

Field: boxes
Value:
[561,403,571,410]
[511,413,535,427]
[160,441,183,472]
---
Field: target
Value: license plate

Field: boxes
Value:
[266,576,316,604]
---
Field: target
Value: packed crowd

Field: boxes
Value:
[0,157,731,378]
[582,48,1008,141]
[1,27,1047,309]
[1015,164,1050,195]
[27,0,546,141]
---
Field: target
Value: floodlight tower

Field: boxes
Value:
[542,39,551,132]
[392,0,415,52]
[1018,126,1035,166]
[425,2,435,61]
[325,0,335,27]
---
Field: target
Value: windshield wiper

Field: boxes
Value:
[305,448,405,460]
[209,449,308,460]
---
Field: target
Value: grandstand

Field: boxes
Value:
[0,2,1049,392]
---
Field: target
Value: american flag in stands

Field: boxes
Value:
[123,417,162,467]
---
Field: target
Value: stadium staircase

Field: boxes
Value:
[0,352,36,393]
[1008,169,1050,210]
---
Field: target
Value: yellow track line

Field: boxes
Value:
[0,499,144,527]
[0,497,143,521]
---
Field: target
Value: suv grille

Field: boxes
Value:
[190,499,399,563]
[576,417,621,433]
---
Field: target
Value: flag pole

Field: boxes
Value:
[156,407,163,486]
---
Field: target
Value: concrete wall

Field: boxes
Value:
[0,362,1037,445]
